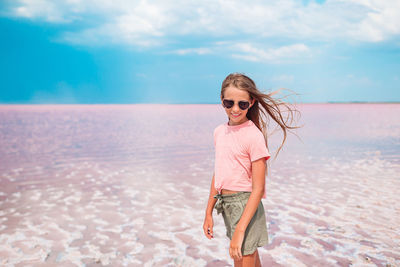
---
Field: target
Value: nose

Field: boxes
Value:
[232,103,241,112]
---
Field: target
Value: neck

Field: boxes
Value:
[228,118,249,126]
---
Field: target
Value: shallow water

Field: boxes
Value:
[0,104,399,266]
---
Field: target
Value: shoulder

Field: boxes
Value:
[245,121,264,136]
[244,122,265,143]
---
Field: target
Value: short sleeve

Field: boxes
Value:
[249,131,271,162]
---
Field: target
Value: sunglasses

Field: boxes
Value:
[222,99,251,110]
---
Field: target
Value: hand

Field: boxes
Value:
[203,215,214,239]
[229,229,245,261]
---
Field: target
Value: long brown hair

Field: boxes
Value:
[220,73,303,160]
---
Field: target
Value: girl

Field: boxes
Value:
[203,73,301,266]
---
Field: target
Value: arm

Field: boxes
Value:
[229,157,266,260]
[203,173,218,239]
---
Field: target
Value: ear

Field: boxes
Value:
[250,98,256,108]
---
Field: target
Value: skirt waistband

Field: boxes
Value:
[213,191,251,214]
[214,191,251,202]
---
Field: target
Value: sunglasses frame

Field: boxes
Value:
[222,99,251,110]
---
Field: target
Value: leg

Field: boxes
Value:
[255,249,261,267]
[234,259,243,267]
[234,249,258,267]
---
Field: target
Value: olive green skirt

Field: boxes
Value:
[214,191,269,256]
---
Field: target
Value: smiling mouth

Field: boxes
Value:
[232,113,240,117]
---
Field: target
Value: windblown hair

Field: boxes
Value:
[221,73,303,160]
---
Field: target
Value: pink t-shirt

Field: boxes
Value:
[213,119,271,198]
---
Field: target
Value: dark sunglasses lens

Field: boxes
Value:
[239,101,250,110]
[223,100,234,108]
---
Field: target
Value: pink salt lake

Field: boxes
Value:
[0,104,399,266]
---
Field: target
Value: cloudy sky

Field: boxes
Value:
[1,0,399,104]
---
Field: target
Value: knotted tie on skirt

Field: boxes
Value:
[213,194,224,214]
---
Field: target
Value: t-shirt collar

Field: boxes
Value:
[226,119,252,129]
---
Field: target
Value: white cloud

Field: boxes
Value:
[166,42,311,63]
[230,43,311,63]
[352,1,400,42]
[13,0,72,23]
[60,23,164,48]
[4,0,400,49]
[169,48,212,55]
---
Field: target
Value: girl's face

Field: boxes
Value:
[222,86,254,126]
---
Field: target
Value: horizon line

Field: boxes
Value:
[0,101,399,105]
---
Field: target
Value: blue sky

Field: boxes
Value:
[0,0,399,104]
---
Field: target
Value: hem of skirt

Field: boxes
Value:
[242,237,269,256]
